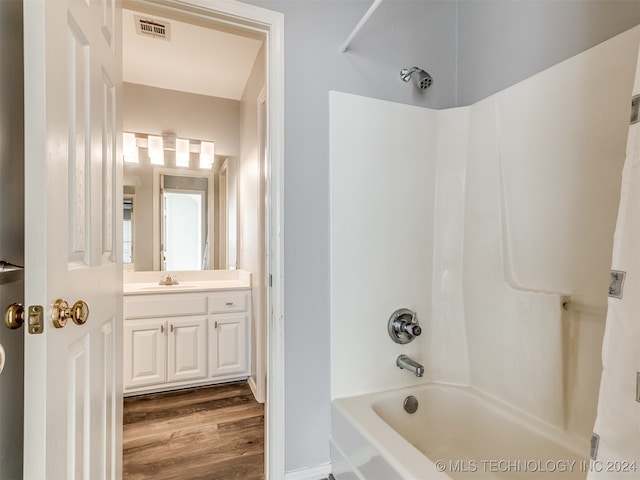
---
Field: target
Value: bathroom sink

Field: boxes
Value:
[124,282,201,294]
[139,283,199,290]
[123,275,251,295]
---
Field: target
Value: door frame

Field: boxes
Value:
[124,0,285,478]
[252,86,267,404]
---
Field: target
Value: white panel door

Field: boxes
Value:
[168,317,207,382]
[209,313,248,376]
[124,319,167,389]
[23,0,122,478]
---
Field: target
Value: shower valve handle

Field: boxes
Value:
[388,308,421,344]
[403,323,421,337]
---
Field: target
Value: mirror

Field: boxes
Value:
[161,173,210,271]
[123,152,237,272]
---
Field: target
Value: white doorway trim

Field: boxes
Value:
[124,1,285,478]
[251,85,267,404]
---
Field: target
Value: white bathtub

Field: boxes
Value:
[331,384,590,480]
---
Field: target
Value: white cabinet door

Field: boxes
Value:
[124,319,166,389]
[167,317,207,382]
[209,313,248,376]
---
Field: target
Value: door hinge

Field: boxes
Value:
[268,274,273,287]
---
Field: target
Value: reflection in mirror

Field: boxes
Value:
[153,169,214,271]
[123,191,135,266]
[123,152,237,272]
[161,175,208,270]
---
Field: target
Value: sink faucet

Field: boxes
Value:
[396,354,424,377]
[159,275,178,285]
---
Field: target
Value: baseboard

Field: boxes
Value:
[247,376,265,404]
[284,462,332,480]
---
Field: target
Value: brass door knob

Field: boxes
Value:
[5,303,25,329]
[52,299,89,328]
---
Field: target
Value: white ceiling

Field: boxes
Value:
[123,8,263,101]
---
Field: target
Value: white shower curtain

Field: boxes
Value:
[588,47,640,479]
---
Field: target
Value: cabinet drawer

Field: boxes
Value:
[124,294,208,319]
[208,291,249,313]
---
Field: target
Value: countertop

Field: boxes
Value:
[123,270,251,296]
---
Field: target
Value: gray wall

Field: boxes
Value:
[457,0,640,105]
[0,0,24,478]
[241,0,640,474]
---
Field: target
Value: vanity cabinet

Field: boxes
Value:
[123,316,207,389]
[123,288,251,395]
[123,318,166,389]
[209,313,248,377]
[208,289,250,377]
[167,316,207,382]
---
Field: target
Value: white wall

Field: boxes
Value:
[427,108,470,385]
[330,91,438,398]
[330,27,640,447]
[463,26,640,438]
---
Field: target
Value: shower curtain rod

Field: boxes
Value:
[339,0,384,52]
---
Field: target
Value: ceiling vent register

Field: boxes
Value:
[135,15,170,41]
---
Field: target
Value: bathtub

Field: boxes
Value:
[331,383,589,480]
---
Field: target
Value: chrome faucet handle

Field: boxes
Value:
[403,322,421,337]
[388,308,421,344]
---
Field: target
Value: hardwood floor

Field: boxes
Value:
[123,382,264,480]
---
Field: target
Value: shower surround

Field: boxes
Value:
[329,25,640,474]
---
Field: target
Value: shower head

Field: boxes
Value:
[400,67,433,90]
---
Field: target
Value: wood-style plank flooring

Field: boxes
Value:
[123,382,264,480]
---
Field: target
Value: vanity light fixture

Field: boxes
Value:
[123,132,139,163]
[175,138,190,167]
[148,135,164,165]
[123,131,215,169]
[200,141,215,169]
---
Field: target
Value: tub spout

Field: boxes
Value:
[396,354,424,377]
